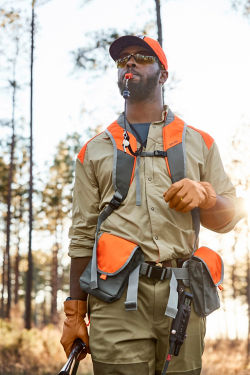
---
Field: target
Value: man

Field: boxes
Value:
[60,35,242,375]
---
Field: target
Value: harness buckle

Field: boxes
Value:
[109,192,123,209]
[153,150,167,157]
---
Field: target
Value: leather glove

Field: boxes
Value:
[60,299,89,360]
[163,178,217,213]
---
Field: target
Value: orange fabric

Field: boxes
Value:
[188,125,214,150]
[100,274,107,280]
[107,121,137,155]
[163,115,184,149]
[144,36,168,70]
[97,233,137,274]
[193,246,223,286]
[77,132,104,164]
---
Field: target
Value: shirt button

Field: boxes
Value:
[148,177,152,181]
[151,207,154,211]
[155,235,158,240]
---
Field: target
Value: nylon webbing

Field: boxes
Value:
[165,270,178,318]
[135,156,141,206]
[191,207,200,253]
[125,264,141,311]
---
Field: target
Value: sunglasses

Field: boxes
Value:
[116,53,157,68]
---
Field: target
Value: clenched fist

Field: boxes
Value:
[60,299,90,360]
[163,178,216,213]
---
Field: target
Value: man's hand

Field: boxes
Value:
[60,299,90,360]
[163,178,216,213]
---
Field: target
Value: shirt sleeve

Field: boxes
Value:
[68,147,100,258]
[201,141,243,233]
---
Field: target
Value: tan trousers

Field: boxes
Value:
[88,276,206,375]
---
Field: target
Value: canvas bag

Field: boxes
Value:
[187,246,224,317]
[80,233,144,303]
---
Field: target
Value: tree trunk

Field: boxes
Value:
[1,249,6,318]
[14,249,20,305]
[155,0,163,46]
[25,0,35,329]
[5,36,19,318]
[14,167,24,305]
[154,0,165,101]
[51,241,59,324]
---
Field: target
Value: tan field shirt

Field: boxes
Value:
[69,107,239,262]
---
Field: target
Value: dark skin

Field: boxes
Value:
[117,45,168,123]
[70,44,235,300]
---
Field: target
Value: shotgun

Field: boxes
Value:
[58,338,87,375]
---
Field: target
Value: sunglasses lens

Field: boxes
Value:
[134,54,156,64]
[116,54,157,68]
[116,57,128,68]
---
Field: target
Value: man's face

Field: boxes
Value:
[117,45,163,102]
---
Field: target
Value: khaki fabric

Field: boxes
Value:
[92,360,149,375]
[69,107,239,260]
[88,277,205,375]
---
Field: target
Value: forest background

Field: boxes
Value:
[0,0,250,374]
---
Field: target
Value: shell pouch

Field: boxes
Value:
[79,233,144,303]
[187,246,224,317]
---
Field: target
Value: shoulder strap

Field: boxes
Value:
[106,120,137,200]
[164,109,200,252]
[163,109,187,182]
[90,121,137,289]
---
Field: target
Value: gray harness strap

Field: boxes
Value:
[90,129,136,289]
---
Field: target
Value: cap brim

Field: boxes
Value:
[109,35,156,61]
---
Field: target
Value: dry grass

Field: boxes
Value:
[0,318,249,374]
[202,339,250,375]
[0,318,93,375]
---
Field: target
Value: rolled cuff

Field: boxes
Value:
[68,247,93,258]
[211,197,246,233]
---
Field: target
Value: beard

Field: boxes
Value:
[118,68,160,102]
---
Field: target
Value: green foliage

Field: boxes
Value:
[0,155,9,204]
[39,132,82,232]
[73,28,148,72]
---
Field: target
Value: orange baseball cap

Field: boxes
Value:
[109,35,168,71]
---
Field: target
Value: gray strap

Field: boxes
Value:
[165,271,178,318]
[135,156,141,206]
[172,267,189,280]
[191,207,200,253]
[90,234,98,289]
[125,264,140,311]
[140,151,155,157]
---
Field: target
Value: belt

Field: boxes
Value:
[140,261,172,280]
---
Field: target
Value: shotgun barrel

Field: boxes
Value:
[58,339,86,375]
